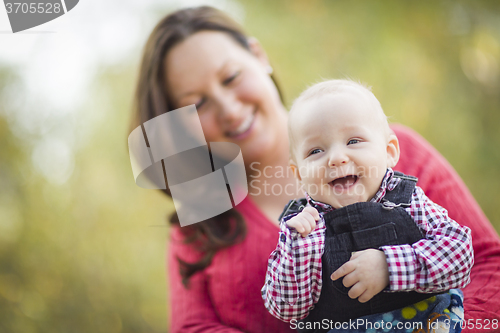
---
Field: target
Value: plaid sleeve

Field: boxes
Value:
[380,186,474,292]
[261,212,326,322]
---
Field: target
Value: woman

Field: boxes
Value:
[131,6,500,333]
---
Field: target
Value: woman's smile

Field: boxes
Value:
[225,108,256,139]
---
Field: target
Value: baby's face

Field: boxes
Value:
[289,88,399,209]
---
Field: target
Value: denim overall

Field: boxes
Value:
[283,172,443,332]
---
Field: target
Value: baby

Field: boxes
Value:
[261,80,473,332]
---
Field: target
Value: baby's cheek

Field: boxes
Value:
[302,179,319,194]
[362,180,383,200]
[298,167,314,181]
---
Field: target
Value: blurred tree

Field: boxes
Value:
[0,65,170,333]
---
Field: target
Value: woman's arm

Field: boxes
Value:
[392,124,500,331]
[168,229,243,333]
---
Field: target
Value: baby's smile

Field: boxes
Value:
[329,174,359,192]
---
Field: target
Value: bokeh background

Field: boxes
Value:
[1,0,499,332]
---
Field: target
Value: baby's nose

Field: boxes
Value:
[328,151,349,167]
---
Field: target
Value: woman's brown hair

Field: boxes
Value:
[131,6,283,286]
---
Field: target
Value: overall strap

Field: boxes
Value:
[278,198,308,222]
[382,171,418,206]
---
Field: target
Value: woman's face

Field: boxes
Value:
[164,31,288,166]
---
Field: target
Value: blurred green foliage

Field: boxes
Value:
[0,68,172,332]
[1,0,499,332]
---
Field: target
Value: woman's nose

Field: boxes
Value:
[215,90,242,123]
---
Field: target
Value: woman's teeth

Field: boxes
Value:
[229,114,254,136]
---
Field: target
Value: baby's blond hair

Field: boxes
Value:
[288,79,390,162]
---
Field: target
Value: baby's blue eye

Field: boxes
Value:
[309,148,322,156]
[347,139,360,145]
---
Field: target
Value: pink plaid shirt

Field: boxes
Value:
[261,169,473,322]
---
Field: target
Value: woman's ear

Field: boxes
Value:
[247,37,271,69]
[289,160,302,182]
[386,133,400,168]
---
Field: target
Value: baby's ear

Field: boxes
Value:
[386,132,400,168]
[289,160,302,181]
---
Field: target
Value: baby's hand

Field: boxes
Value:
[286,207,320,237]
[330,249,389,303]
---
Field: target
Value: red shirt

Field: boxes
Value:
[168,124,500,332]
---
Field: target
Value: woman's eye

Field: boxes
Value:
[347,139,360,145]
[195,98,206,110]
[223,71,240,85]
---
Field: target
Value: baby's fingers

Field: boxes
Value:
[286,208,320,236]
[331,261,356,281]
[348,283,367,301]
[297,216,313,237]
[286,216,302,230]
[302,207,320,221]
[357,289,376,303]
[286,216,311,236]
[301,208,318,231]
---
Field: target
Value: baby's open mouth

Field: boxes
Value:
[329,175,358,189]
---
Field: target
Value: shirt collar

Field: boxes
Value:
[305,168,397,213]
